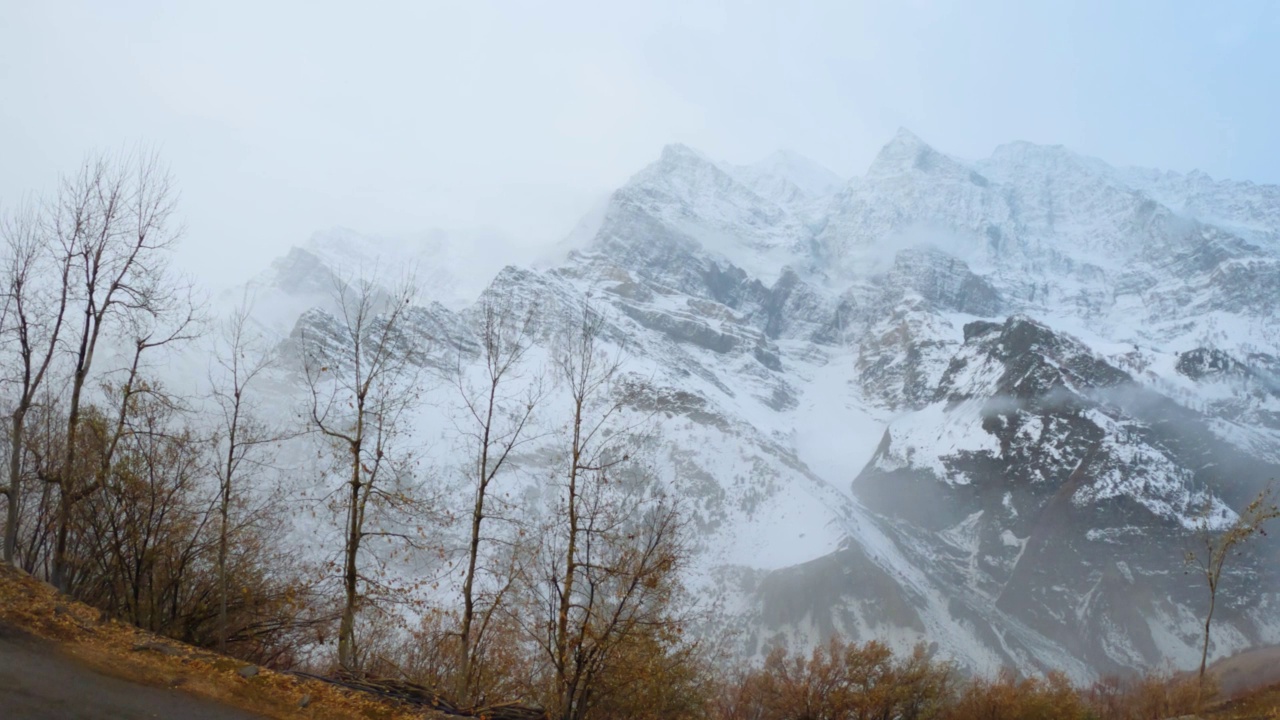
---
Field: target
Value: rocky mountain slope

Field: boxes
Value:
[234,130,1280,680]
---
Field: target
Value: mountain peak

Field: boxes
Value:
[625,143,728,189]
[866,128,952,178]
[982,141,1118,185]
[987,139,1076,165]
[890,126,928,147]
[624,142,732,195]
[658,142,710,166]
[747,150,844,198]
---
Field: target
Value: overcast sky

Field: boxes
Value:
[2,0,1278,284]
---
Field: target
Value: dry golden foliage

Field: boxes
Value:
[712,637,953,720]
[1084,668,1205,720]
[708,637,1247,720]
[946,670,1089,720]
[13,392,326,667]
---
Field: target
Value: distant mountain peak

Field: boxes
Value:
[262,245,333,294]
[866,127,956,178]
[890,125,928,146]
[984,140,1113,179]
[745,149,844,198]
[624,143,730,190]
[658,142,710,166]
[762,148,816,163]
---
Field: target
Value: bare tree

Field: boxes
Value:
[453,299,544,699]
[0,200,71,565]
[52,289,199,597]
[1185,482,1280,707]
[546,483,688,720]
[300,271,424,670]
[549,305,624,706]
[209,298,280,652]
[42,149,191,591]
[503,303,689,720]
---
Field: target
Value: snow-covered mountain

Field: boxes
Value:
[233,130,1280,680]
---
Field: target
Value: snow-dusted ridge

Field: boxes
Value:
[230,130,1280,680]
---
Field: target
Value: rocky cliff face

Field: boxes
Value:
[241,129,1280,680]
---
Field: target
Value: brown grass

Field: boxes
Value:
[1208,645,1280,698]
[0,563,444,720]
[1204,682,1280,720]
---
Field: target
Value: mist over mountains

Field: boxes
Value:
[216,128,1280,680]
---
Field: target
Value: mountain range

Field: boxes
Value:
[227,128,1280,680]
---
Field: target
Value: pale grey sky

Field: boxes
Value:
[2,1,1278,284]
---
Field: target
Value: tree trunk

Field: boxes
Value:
[217,410,238,654]
[217,476,230,653]
[459,391,496,698]
[1198,584,1216,710]
[458,483,484,691]
[52,323,92,592]
[51,498,72,592]
[4,409,25,564]
[555,397,584,707]
[337,444,363,671]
